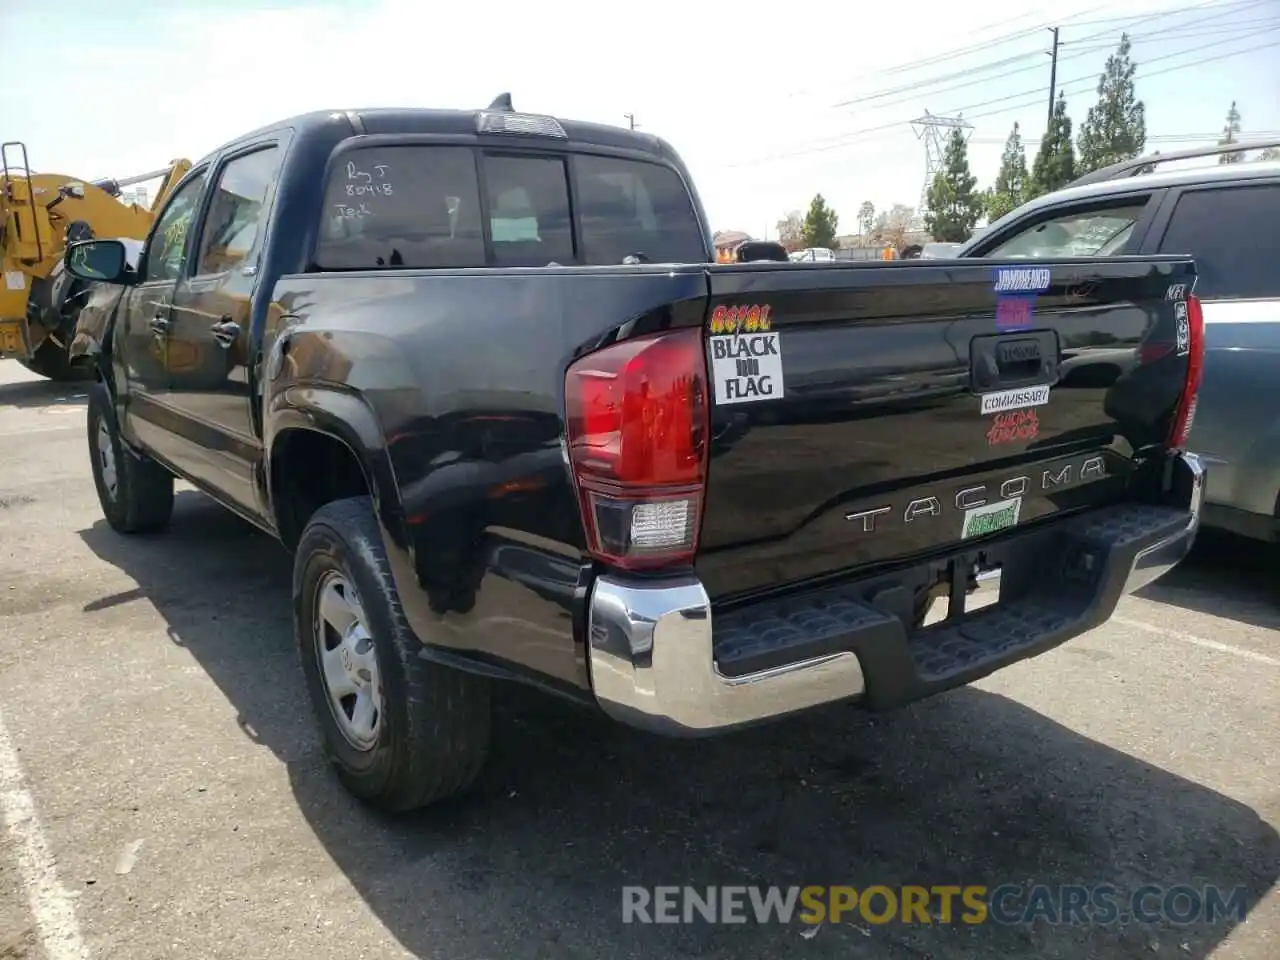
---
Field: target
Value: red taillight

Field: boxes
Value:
[564,327,709,571]
[1169,294,1206,450]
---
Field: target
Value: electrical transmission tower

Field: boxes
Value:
[910,112,973,231]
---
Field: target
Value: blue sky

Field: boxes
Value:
[2,0,1277,236]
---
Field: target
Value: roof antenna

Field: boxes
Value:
[488,93,513,112]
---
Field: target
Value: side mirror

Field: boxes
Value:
[64,239,133,285]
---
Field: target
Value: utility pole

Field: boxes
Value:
[624,113,637,130]
[1046,27,1060,130]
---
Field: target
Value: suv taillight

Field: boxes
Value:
[564,327,709,571]
[1169,294,1206,450]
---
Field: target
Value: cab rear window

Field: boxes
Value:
[314,145,704,269]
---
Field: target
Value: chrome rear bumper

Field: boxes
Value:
[587,452,1205,736]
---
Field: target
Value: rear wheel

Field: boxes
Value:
[87,382,174,533]
[294,496,491,812]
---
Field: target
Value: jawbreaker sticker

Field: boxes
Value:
[708,304,784,405]
[994,266,1052,294]
[979,384,1051,415]
[961,496,1022,540]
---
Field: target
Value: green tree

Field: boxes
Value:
[1218,101,1244,164]
[802,194,839,249]
[1077,33,1147,174]
[1030,91,1077,196]
[924,128,981,242]
[857,200,875,237]
[985,122,1030,222]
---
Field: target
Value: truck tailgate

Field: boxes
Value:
[696,257,1197,602]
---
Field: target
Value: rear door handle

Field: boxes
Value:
[149,316,171,336]
[210,319,240,348]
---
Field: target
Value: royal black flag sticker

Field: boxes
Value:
[709,331,785,405]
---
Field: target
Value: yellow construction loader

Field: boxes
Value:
[0,142,191,380]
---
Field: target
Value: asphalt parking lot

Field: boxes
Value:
[0,359,1276,960]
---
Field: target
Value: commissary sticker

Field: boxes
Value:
[961,496,1022,540]
[994,266,1051,294]
[710,331,784,405]
[979,384,1051,415]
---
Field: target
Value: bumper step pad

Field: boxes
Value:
[711,502,1193,709]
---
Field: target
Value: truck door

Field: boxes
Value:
[116,167,208,457]
[165,143,283,516]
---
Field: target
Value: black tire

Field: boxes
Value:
[87,381,175,534]
[17,338,90,382]
[294,496,491,812]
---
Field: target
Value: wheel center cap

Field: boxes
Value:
[341,645,354,674]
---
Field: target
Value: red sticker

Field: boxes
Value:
[987,409,1040,446]
[709,304,772,335]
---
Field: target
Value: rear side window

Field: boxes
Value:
[573,154,705,264]
[983,200,1149,259]
[1156,183,1280,299]
[314,145,705,270]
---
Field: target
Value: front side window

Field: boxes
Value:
[983,200,1150,259]
[143,170,208,282]
[195,146,282,277]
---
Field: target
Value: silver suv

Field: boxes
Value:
[957,141,1280,545]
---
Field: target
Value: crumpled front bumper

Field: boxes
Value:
[587,452,1205,736]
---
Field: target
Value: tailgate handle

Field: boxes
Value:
[995,338,1041,378]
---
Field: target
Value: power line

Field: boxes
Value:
[971,130,1280,146]
[1061,14,1280,46]
[797,4,1106,94]
[727,36,1280,169]
[824,0,1267,107]
[754,29,1278,163]
[1059,0,1267,31]
[959,36,1280,123]
[832,8,1275,114]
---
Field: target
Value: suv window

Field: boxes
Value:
[1156,182,1280,299]
[314,145,706,270]
[196,147,282,276]
[983,200,1149,259]
[143,170,208,282]
[573,154,705,264]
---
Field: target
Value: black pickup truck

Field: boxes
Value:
[64,97,1206,812]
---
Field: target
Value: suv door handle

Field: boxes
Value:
[149,316,171,336]
[210,319,240,348]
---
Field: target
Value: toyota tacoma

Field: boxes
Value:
[63,97,1206,811]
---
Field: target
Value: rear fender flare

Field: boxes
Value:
[265,386,409,552]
